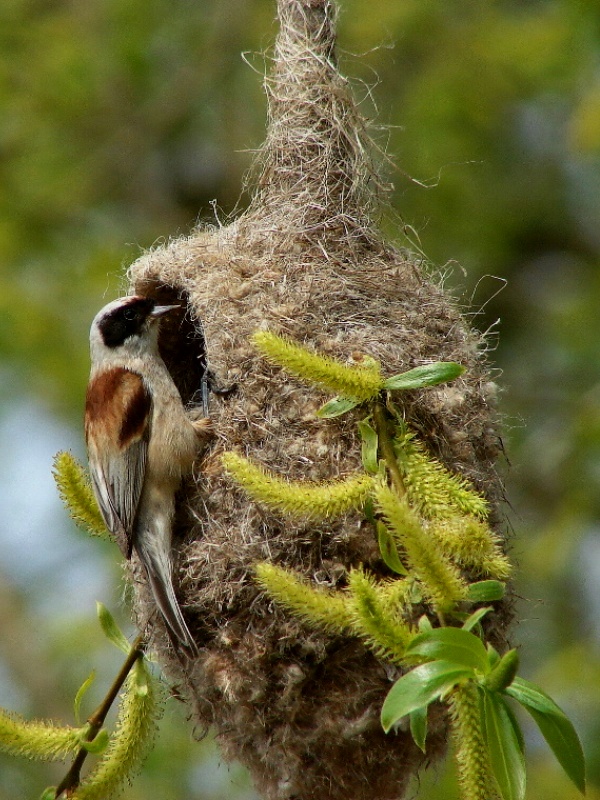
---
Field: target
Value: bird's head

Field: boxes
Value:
[90,295,177,361]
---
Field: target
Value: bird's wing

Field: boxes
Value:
[85,367,151,558]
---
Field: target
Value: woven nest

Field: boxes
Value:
[125,2,509,798]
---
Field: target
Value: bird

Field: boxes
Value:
[84,295,212,656]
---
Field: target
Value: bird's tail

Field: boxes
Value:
[134,539,198,658]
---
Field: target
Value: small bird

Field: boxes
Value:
[85,295,211,656]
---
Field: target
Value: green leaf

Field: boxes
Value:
[483,649,519,692]
[97,602,130,654]
[381,660,472,732]
[526,706,585,794]
[503,694,526,755]
[383,362,464,391]
[405,627,490,673]
[462,606,492,631]
[483,690,526,800]
[377,522,407,575]
[80,727,110,754]
[487,644,501,668]
[409,582,423,604]
[506,678,585,793]
[40,789,57,800]
[410,706,428,753]
[133,658,150,697]
[316,396,360,418]
[418,615,433,633]
[363,497,377,528]
[467,580,505,602]
[363,490,392,560]
[358,419,379,474]
[73,670,96,724]
[506,676,566,716]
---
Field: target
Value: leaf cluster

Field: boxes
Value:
[382,627,585,800]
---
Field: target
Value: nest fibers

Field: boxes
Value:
[126,1,509,798]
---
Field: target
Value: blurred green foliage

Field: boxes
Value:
[1,0,599,797]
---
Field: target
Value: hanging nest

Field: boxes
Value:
[126,1,509,798]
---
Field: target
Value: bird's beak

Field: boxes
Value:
[149,304,179,321]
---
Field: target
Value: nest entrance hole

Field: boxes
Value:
[137,281,207,407]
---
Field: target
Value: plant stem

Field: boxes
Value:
[372,399,406,498]
[54,634,146,798]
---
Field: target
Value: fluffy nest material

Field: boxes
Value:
[124,1,509,798]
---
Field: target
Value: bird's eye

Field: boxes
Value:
[122,308,137,321]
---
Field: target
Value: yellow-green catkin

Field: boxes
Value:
[347,568,414,661]
[429,517,511,580]
[374,482,467,614]
[222,451,374,520]
[252,330,384,401]
[393,429,488,520]
[255,563,355,633]
[0,708,81,761]
[52,451,108,538]
[376,577,418,618]
[448,683,499,800]
[73,660,162,800]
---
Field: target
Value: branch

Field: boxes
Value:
[54,634,146,798]
[372,399,406,498]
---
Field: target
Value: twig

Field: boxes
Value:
[54,633,146,798]
[372,398,406,498]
